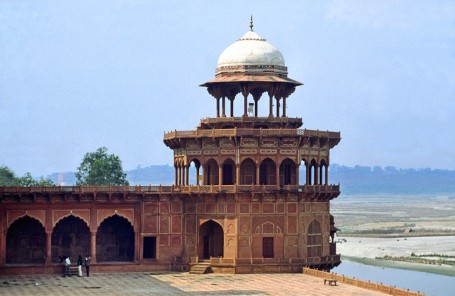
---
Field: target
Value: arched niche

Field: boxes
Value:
[96,214,134,262]
[51,215,90,263]
[240,158,256,185]
[6,215,45,264]
[198,220,224,259]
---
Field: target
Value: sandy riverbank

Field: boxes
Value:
[337,236,455,276]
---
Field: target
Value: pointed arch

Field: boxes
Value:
[96,214,134,262]
[240,158,256,185]
[97,210,134,229]
[299,157,309,185]
[221,157,236,185]
[320,159,328,185]
[259,158,277,185]
[8,212,45,229]
[310,159,318,185]
[51,215,90,263]
[280,158,296,185]
[307,219,322,258]
[199,220,224,259]
[53,212,90,229]
[188,158,202,185]
[204,158,219,185]
[6,216,45,264]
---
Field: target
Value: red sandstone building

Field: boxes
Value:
[0,22,341,274]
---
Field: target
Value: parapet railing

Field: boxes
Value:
[0,184,340,195]
[303,267,426,296]
[163,128,340,140]
[186,255,339,266]
[200,116,303,125]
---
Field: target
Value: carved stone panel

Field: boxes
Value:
[262,203,275,214]
[240,138,258,147]
[160,215,170,234]
[171,215,182,234]
[287,216,297,234]
[261,138,278,147]
[160,202,170,213]
[239,203,250,214]
[281,138,297,147]
[260,149,277,155]
[220,138,235,147]
[287,203,297,213]
[203,138,218,148]
[185,215,196,234]
[143,215,157,233]
[171,235,182,246]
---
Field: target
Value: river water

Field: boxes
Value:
[332,259,455,296]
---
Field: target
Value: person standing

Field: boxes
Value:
[84,256,91,277]
[77,255,83,277]
[64,256,71,277]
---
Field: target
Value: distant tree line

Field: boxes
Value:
[0,166,54,186]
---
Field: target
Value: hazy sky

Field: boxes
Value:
[1,0,455,176]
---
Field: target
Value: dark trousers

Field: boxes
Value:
[85,266,90,277]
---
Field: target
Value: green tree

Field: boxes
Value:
[0,165,19,186]
[18,172,55,186]
[0,165,55,186]
[76,147,129,186]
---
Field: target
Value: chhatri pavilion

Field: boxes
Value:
[0,20,341,274]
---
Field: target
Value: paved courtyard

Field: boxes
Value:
[0,271,386,296]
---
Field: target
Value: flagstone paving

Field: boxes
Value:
[0,272,388,295]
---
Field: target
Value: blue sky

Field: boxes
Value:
[1,0,454,176]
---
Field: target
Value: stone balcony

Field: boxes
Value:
[0,184,340,202]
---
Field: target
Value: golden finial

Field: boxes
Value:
[250,15,253,31]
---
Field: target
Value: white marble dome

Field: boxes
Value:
[217,30,285,68]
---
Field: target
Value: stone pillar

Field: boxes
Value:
[268,92,273,117]
[319,165,323,185]
[229,97,234,117]
[314,163,319,185]
[296,163,300,186]
[186,165,190,186]
[202,165,205,185]
[135,231,140,262]
[276,164,280,187]
[306,162,310,185]
[45,231,52,264]
[90,231,97,264]
[196,166,200,186]
[276,97,280,117]
[174,166,178,186]
[176,166,180,186]
[282,96,287,117]
[218,165,223,186]
[243,93,248,117]
[216,97,220,118]
[255,163,260,185]
[236,164,240,185]
[222,96,226,117]
[325,165,329,185]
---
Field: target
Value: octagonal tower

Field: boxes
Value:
[164,19,341,272]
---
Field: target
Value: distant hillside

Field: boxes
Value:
[329,164,455,195]
[47,164,455,195]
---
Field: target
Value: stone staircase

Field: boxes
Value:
[189,261,212,274]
